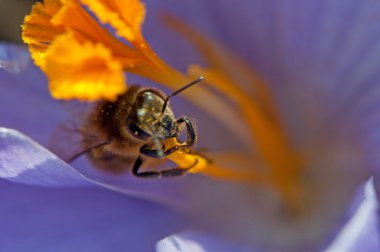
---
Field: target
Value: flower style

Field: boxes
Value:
[1,0,380,251]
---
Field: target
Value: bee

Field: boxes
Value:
[60,77,205,178]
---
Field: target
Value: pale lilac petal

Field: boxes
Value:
[0,127,90,187]
[375,176,380,203]
[325,179,380,252]
[0,43,30,73]
[0,59,65,146]
[156,231,253,252]
[0,126,195,207]
[156,180,380,252]
[0,111,187,251]
[0,178,187,252]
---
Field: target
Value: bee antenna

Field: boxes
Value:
[161,76,205,114]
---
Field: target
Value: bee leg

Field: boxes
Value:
[175,116,196,148]
[132,156,161,178]
[160,168,188,177]
[140,144,179,158]
[160,158,199,177]
[132,155,199,178]
[139,117,197,158]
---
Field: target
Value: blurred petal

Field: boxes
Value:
[156,231,253,252]
[0,179,186,252]
[0,43,30,73]
[326,179,380,252]
[0,127,90,187]
[142,0,380,249]
[145,0,380,152]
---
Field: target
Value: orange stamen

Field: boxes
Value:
[164,14,304,205]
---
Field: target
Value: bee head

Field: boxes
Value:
[126,90,178,141]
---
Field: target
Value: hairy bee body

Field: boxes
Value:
[82,85,177,173]
[52,77,204,178]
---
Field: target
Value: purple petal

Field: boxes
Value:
[326,179,380,252]
[0,128,187,251]
[146,0,380,148]
[156,231,254,252]
[145,1,380,249]
[0,178,187,252]
[0,127,90,187]
[2,1,380,250]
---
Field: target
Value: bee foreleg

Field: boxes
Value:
[160,157,199,177]
[138,117,196,159]
[176,116,196,147]
[140,144,179,158]
[132,155,199,178]
[132,155,161,178]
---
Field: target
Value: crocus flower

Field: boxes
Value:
[1,0,380,251]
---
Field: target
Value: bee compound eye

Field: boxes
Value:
[127,123,151,140]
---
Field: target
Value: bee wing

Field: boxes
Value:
[48,102,104,163]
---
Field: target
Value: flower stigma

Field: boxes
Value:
[22,0,305,212]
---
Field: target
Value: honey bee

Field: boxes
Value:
[57,77,205,178]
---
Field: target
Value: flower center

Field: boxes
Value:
[22,0,303,207]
